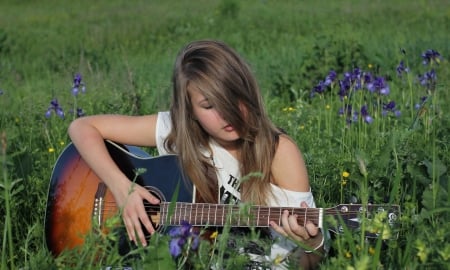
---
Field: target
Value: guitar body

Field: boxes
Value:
[44,140,193,256]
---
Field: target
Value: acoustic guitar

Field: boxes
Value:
[44,140,400,256]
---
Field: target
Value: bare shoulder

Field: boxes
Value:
[271,134,310,192]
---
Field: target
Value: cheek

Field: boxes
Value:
[238,103,249,121]
[196,110,222,131]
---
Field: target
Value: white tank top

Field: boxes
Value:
[155,111,318,267]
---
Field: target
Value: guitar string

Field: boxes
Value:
[99,202,395,224]
[100,202,389,217]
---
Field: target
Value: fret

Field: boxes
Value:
[230,206,234,225]
[209,204,211,225]
[177,203,181,225]
[221,205,225,226]
[184,203,189,224]
[214,204,217,226]
[303,207,308,227]
[189,203,192,223]
[236,207,241,227]
[256,206,260,226]
[176,203,180,224]
[170,204,174,225]
[318,208,323,229]
[201,204,204,225]
[179,203,186,224]
[278,208,282,226]
[188,203,192,224]
[160,205,165,226]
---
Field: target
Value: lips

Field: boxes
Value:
[223,124,234,132]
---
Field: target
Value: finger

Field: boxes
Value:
[126,214,148,246]
[139,188,160,204]
[280,210,294,235]
[122,202,148,246]
[269,221,288,237]
[305,220,320,237]
[269,210,291,237]
[300,201,309,208]
[288,214,310,240]
[137,189,158,235]
[299,201,320,237]
[135,218,148,247]
[123,215,136,243]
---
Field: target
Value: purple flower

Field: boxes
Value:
[396,61,409,77]
[338,104,359,124]
[312,81,327,96]
[311,70,338,97]
[71,73,86,96]
[360,105,373,124]
[168,221,200,258]
[45,98,65,119]
[363,72,373,86]
[415,96,428,110]
[324,70,337,86]
[338,78,351,100]
[69,108,86,118]
[421,49,442,65]
[76,108,85,117]
[169,239,182,257]
[382,101,401,118]
[366,76,390,95]
[338,104,352,117]
[419,69,436,90]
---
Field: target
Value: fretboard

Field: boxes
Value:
[156,202,324,228]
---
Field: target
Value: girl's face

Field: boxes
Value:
[189,88,240,149]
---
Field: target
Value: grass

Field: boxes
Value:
[1,0,449,269]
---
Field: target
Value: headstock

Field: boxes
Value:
[325,204,400,239]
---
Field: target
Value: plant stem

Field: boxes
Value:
[1,132,15,270]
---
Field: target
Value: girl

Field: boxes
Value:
[68,40,325,269]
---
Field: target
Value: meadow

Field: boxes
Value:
[0,0,449,269]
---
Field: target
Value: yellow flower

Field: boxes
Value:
[368,246,375,255]
[273,254,284,265]
[48,147,55,153]
[341,179,347,186]
[299,125,305,130]
[210,231,219,239]
[282,107,295,112]
[59,141,65,146]
[342,171,350,178]
[345,251,352,258]
[326,104,331,110]
[368,63,373,69]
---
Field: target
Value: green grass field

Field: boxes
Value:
[1,0,449,269]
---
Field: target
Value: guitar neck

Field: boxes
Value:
[156,202,323,228]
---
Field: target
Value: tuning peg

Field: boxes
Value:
[348,195,358,204]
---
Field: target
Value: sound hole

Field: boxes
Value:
[146,185,166,202]
[144,186,165,232]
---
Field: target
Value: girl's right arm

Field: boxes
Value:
[68,114,160,246]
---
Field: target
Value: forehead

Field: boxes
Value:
[187,84,207,103]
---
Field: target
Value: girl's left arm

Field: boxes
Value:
[269,134,325,269]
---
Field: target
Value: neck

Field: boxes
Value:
[211,138,242,159]
[156,202,323,228]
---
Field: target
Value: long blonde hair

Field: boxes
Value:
[165,40,281,205]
